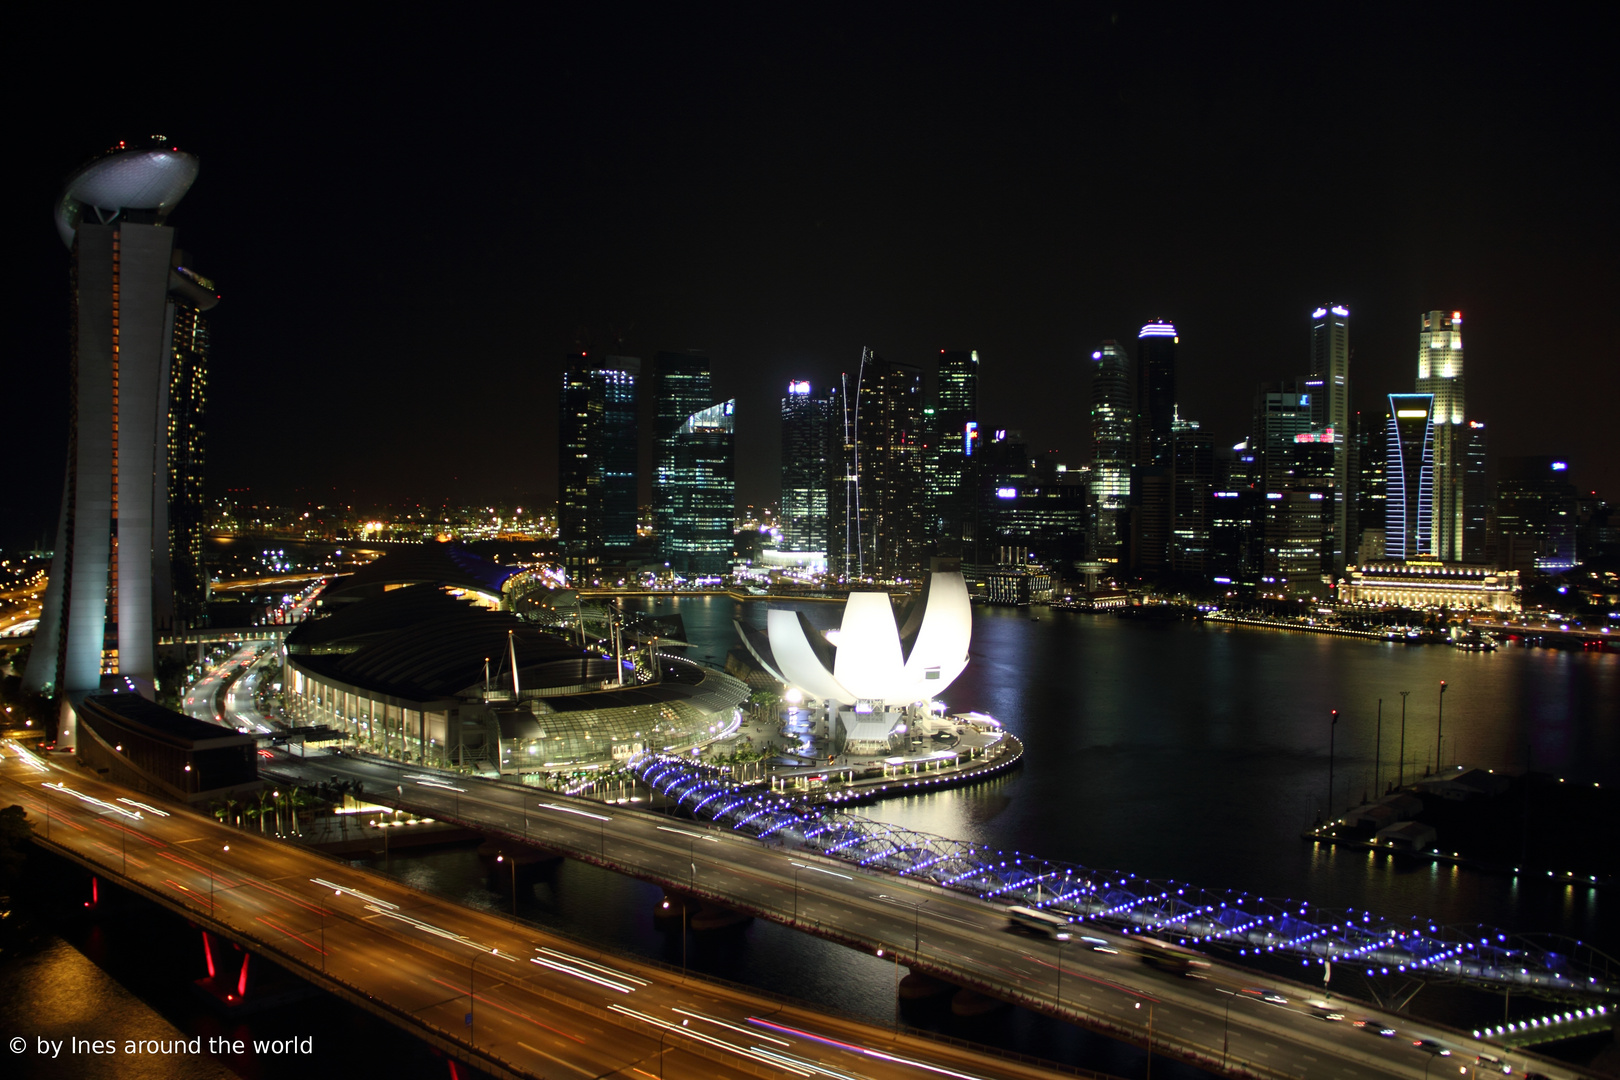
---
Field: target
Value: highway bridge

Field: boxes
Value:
[632,755,1616,999]
[3,743,1110,1080]
[259,750,1604,1079]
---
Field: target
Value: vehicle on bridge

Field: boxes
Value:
[1006,906,1072,940]
[1136,940,1212,976]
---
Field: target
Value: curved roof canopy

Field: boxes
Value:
[56,142,199,249]
[320,541,521,606]
[288,584,611,700]
[757,571,971,707]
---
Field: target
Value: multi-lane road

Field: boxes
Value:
[183,641,280,732]
[270,751,1590,1080]
[4,742,1116,1080]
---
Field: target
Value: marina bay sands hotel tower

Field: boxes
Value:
[24,139,218,711]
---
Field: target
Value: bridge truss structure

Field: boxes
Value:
[632,754,1618,1000]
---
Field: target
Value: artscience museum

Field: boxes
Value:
[736,562,972,750]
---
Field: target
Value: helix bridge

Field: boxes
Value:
[632,753,1618,1000]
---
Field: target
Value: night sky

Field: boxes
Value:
[7,8,1615,549]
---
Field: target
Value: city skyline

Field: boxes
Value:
[6,10,1614,550]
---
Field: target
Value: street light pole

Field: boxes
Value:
[1056,938,1064,1011]
[1436,680,1448,772]
[1147,1000,1155,1080]
[498,853,516,917]
[1222,992,1233,1070]
[1327,709,1338,826]
[1398,691,1410,789]
[912,898,931,958]
[1374,698,1383,798]
[211,844,229,917]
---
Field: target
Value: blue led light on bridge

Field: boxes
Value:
[630,753,1617,997]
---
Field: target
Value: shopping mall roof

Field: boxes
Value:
[288,586,615,702]
[318,541,521,607]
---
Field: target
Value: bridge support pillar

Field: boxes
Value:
[898,969,955,1000]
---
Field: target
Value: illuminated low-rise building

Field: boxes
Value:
[1339,561,1520,611]
[285,546,746,775]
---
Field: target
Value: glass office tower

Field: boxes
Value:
[667,401,736,576]
[1415,310,1468,562]
[1089,340,1132,563]
[1384,393,1436,561]
[780,382,831,556]
[1309,305,1351,571]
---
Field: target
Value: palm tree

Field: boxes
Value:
[286,786,314,836]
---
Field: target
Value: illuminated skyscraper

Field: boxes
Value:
[26,140,215,704]
[1088,340,1132,562]
[558,365,606,573]
[1496,456,1577,571]
[1462,420,1488,563]
[162,258,214,632]
[1352,410,1387,563]
[1309,305,1351,571]
[1252,381,1334,597]
[1415,310,1468,561]
[780,381,831,555]
[1170,430,1214,576]
[597,358,640,551]
[652,351,713,562]
[557,354,639,573]
[830,350,924,580]
[666,401,736,576]
[933,350,979,553]
[1134,321,1177,468]
[1384,393,1436,561]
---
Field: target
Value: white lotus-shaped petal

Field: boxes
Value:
[765,571,971,706]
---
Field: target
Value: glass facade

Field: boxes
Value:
[1415,310,1468,561]
[558,366,605,568]
[830,351,924,581]
[1309,305,1351,571]
[653,351,714,562]
[1385,393,1436,561]
[1171,432,1214,575]
[558,355,640,569]
[1353,410,1387,563]
[598,358,640,550]
[1496,456,1579,572]
[933,350,979,552]
[780,382,831,554]
[667,400,736,576]
[1134,321,1177,468]
[1089,340,1132,562]
[166,266,211,630]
